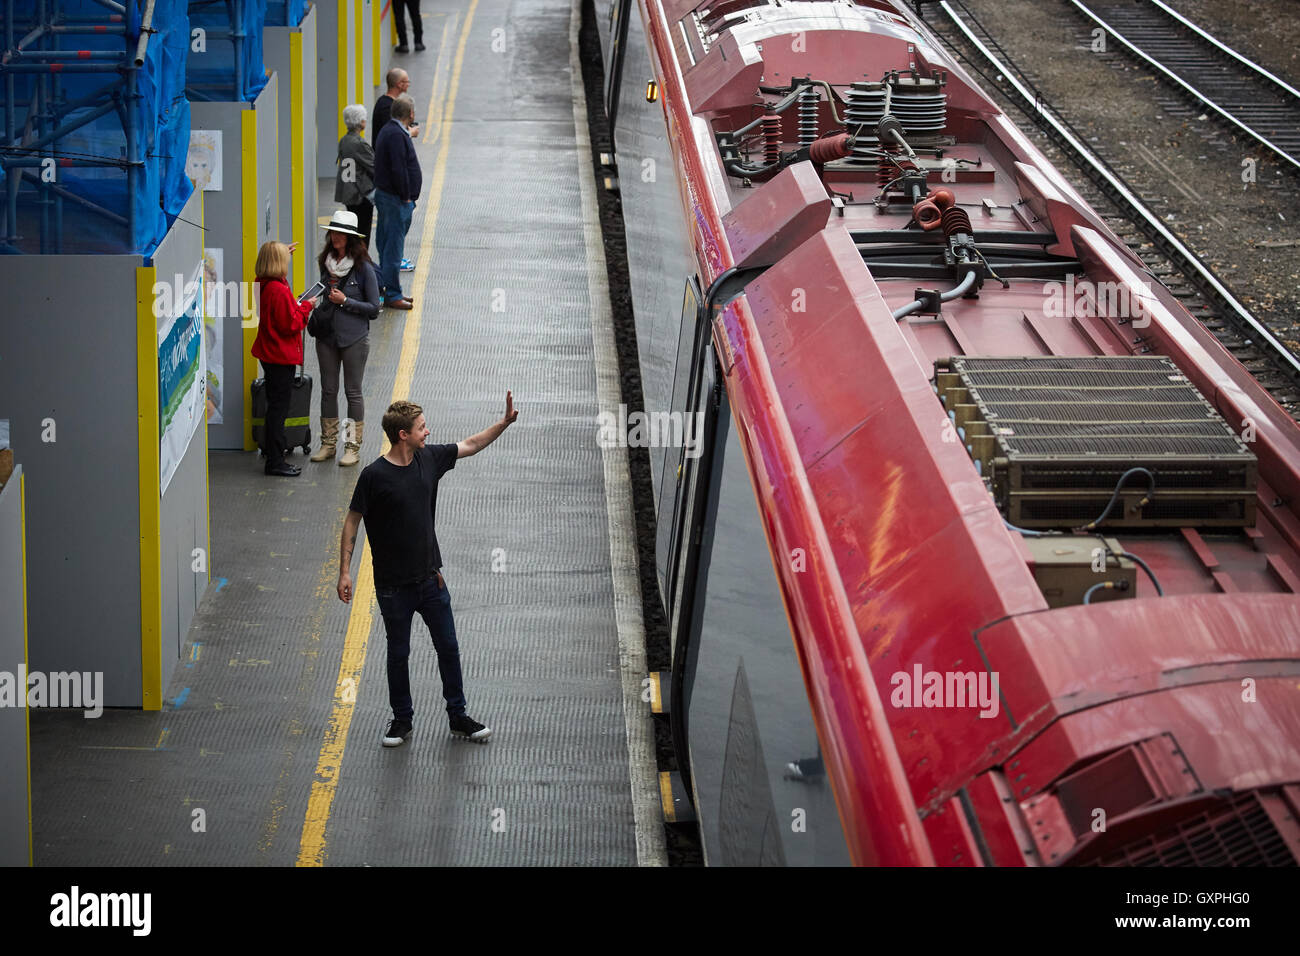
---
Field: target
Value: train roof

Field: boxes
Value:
[640,0,1300,864]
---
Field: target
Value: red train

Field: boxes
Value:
[595,0,1300,865]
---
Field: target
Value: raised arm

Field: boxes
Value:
[457,390,519,458]
[337,510,363,602]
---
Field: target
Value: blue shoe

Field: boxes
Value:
[400,257,415,272]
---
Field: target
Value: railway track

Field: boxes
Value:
[1069,0,1300,171]
[916,0,1300,419]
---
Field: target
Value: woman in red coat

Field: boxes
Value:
[252,241,318,476]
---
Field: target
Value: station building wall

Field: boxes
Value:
[0,187,208,709]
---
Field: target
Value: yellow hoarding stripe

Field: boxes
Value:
[137,266,163,711]
[242,108,259,451]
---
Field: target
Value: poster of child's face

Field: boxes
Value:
[187,130,222,191]
[202,247,224,424]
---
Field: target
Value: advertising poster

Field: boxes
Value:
[202,247,224,424]
[159,263,206,493]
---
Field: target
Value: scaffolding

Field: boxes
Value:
[0,0,191,255]
[186,0,269,102]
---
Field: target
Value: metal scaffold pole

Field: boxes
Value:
[0,0,152,253]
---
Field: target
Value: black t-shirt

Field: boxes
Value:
[348,443,457,587]
[372,94,394,138]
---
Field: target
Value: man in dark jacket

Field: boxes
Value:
[373,95,422,310]
[372,71,417,271]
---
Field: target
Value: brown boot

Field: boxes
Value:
[339,420,363,467]
[311,417,339,462]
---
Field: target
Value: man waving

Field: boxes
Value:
[338,392,518,747]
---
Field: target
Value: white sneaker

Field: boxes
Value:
[449,714,492,742]
[382,719,413,747]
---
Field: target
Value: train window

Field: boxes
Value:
[604,0,634,130]
[667,347,716,663]
[678,382,851,865]
[657,277,704,605]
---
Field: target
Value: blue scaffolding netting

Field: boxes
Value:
[186,0,270,103]
[266,0,305,27]
[1,0,194,256]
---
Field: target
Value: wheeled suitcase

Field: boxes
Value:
[251,367,314,456]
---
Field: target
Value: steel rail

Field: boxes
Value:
[933,0,1300,382]
[1146,0,1300,102]
[1069,0,1300,171]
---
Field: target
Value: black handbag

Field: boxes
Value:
[306,265,357,338]
[307,300,332,339]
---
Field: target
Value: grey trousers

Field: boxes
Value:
[316,335,369,422]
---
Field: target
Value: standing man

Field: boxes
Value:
[391,0,424,54]
[337,394,519,747]
[373,94,421,310]
[372,69,418,139]
[373,70,417,273]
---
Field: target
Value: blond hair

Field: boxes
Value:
[255,241,291,280]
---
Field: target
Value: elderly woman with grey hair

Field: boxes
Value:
[334,104,375,248]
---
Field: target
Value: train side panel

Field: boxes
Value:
[681,383,852,864]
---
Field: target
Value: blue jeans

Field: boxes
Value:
[375,573,467,722]
[373,188,414,301]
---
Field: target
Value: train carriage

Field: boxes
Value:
[595,0,1300,866]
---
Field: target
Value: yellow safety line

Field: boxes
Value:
[422,15,455,148]
[295,0,481,867]
[136,267,163,710]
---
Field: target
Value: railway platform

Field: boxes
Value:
[27,0,664,866]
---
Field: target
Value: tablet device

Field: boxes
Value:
[298,280,326,303]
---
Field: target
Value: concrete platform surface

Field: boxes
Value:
[29,0,663,867]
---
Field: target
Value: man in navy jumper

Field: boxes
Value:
[373,94,422,310]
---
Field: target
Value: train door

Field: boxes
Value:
[664,288,722,806]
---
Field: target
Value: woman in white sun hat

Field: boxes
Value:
[309,209,381,466]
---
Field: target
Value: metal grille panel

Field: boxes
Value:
[936,356,1257,528]
[1085,792,1299,867]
